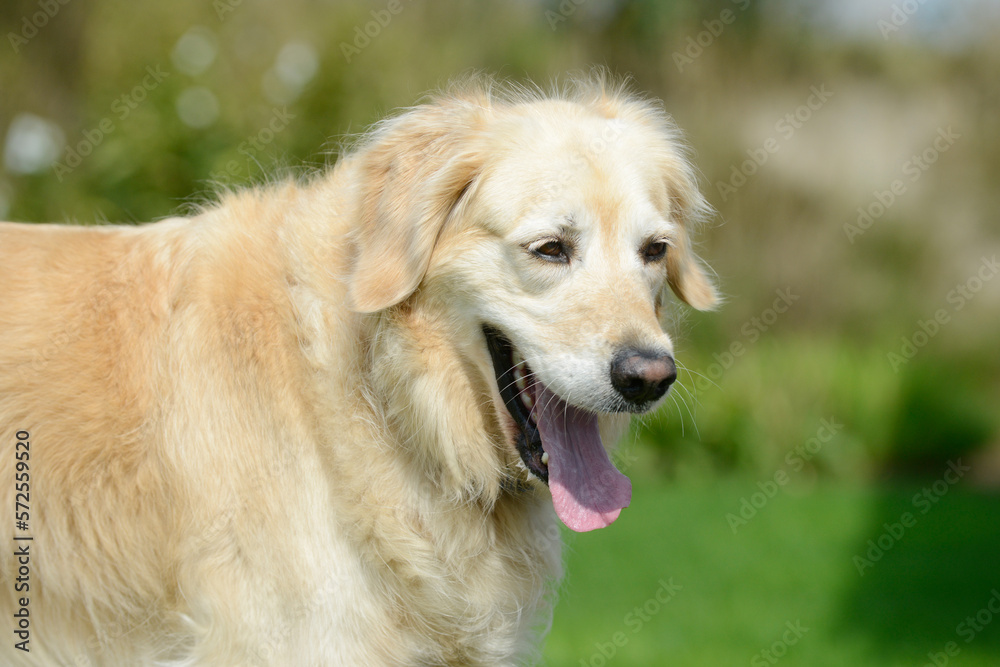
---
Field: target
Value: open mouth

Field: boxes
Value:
[484,325,549,483]
[482,325,632,532]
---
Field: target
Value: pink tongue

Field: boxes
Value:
[534,384,632,532]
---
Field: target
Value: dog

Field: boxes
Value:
[0,75,717,665]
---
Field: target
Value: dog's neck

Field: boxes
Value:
[364,297,518,505]
[319,297,562,661]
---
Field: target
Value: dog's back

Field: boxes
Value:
[0,220,189,662]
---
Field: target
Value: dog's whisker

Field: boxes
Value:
[497,368,540,397]
[666,392,686,438]
[673,379,703,441]
[673,360,720,394]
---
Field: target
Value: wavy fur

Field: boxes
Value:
[0,74,714,665]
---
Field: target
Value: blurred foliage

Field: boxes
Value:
[645,337,997,479]
[2,0,999,478]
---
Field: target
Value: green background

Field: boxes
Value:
[2,1,998,664]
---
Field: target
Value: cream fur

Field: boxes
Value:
[0,76,715,665]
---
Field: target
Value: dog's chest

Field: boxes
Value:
[324,496,562,665]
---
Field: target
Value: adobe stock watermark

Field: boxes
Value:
[671,0,753,73]
[7,0,73,54]
[53,64,170,181]
[751,620,810,666]
[922,588,1000,667]
[339,0,412,64]
[878,0,933,39]
[16,283,119,382]
[65,604,167,667]
[853,459,970,576]
[886,255,998,372]
[248,572,350,663]
[578,578,682,667]
[525,117,626,221]
[208,106,296,183]
[715,84,833,203]
[213,0,244,20]
[692,287,799,394]
[525,448,640,555]
[545,0,587,30]
[844,126,959,243]
[726,418,843,534]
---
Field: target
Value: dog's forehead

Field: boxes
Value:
[503,107,651,170]
[478,110,668,235]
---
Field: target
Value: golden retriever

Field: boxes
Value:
[0,75,716,665]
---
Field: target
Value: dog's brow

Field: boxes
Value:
[518,216,577,241]
[646,218,678,237]
[558,215,577,234]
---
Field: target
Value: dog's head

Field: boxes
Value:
[347,78,717,531]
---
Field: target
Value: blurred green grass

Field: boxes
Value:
[546,474,1000,666]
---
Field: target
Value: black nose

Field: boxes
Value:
[610,349,677,405]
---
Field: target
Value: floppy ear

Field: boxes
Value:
[666,229,718,311]
[348,103,483,313]
[662,162,719,311]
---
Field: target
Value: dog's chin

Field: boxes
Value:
[481,325,633,532]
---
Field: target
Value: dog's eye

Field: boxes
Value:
[642,241,668,262]
[531,240,569,263]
